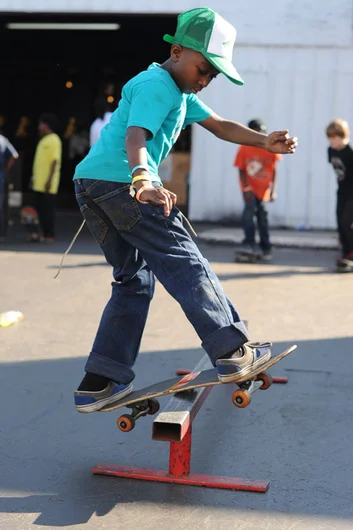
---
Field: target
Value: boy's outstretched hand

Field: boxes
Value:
[264,130,298,154]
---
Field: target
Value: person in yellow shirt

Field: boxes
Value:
[31,113,62,242]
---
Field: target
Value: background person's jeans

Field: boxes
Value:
[74,178,249,384]
[336,195,353,256]
[34,191,56,238]
[242,194,271,251]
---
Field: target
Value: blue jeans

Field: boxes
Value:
[74,179,249,384]
[242,195,271,251]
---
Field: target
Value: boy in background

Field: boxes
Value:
[234,118,281,260]
[326,119,353,272]
[31,113,62,242]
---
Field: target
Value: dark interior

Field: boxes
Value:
[0,12,191,207]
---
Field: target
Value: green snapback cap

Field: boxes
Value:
[163,7,244,85]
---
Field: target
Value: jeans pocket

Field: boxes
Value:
[79,204,109,245]
[96,185,142,231]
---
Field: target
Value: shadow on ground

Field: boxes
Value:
[1,337,353,526]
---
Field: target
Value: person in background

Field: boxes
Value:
[234,118,282,260]
[326,119,353,272]
[31,113,62,242]
[0,132,18,242]
[89,99,113,147]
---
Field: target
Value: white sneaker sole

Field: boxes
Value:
[76,385,133,413]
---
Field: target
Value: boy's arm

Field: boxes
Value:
[239,169,248,189]
[125,126,176,217]
[239,169,254,204]
[44,138,61,192]
[44,160,57,193]
[270,168,277,201]
[5,154,18,174]
[200,113,298,154]
[4,138,19,178]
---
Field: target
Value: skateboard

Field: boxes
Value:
[235,248,264,263]
[20,206,41,242]
[100,344,297,432]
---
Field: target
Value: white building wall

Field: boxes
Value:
[0,0,351,49]
[190,45,353,228]
[1,0,353,227]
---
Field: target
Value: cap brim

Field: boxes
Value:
[207,55,244,86]
[163,34,175,44]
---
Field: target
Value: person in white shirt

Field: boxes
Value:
[89,99,113,147]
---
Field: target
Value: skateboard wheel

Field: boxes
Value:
[256,372,273,390]
[117,414,135,432]
[232,389,251,408]
[147,398,160,415]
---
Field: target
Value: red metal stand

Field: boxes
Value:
[93,425,269,491]
[176,369,288,384]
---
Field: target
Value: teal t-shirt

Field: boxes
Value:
[74,63,213,184]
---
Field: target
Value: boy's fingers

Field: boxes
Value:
[287,136,298,146]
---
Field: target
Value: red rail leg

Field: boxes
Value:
[92,424,269,492]
[169,426,192,476]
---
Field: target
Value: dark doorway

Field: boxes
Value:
[0,12,188,208]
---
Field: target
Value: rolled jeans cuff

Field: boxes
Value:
[201,321,249,365]
[85,351,135,384]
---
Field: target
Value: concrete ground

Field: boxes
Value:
[1,215,353,529]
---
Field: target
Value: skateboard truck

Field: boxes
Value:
[117,399,160,432]
[233,375,270,407]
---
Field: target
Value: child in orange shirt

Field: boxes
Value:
[234,118,282,260]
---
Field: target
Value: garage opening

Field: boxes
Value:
[0,12,191,212]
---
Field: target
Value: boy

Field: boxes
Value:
[0,133,18,242]
[73,7,298,412]
[234,118,282,260]
[31,113,62,242]
[326,119,353,271]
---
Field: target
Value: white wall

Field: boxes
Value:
[1,0,353,227]
[190,45,353,227]
[1,0,352,48]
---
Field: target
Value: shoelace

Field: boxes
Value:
[54,213,197,279]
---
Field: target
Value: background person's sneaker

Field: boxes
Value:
[74,381,133,413]
[216,341,272,383]
[262,249,273,261]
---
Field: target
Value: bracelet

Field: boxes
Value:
[136,184,155,204]
[132,175,151,185]
[131,164,150,176]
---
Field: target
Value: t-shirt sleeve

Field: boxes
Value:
[234,146,246,169]
[127,80,174,138]
[183,93,213,127]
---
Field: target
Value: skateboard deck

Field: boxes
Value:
[235,248,264,263]
[101,344,297,431]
